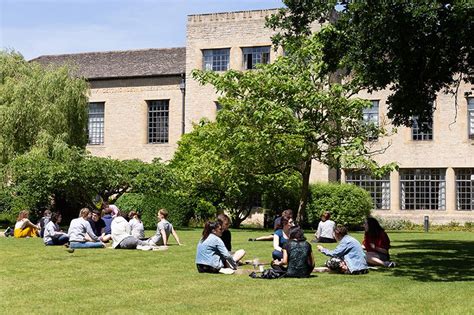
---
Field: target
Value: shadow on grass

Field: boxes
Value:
[388,239,474,282]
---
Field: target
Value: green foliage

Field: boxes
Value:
[374,216,474,232]
[306,183,373,228]
[0,51,89,164]
[267,1,474,126]
[115,192,195,228]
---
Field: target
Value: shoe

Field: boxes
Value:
[387,261,397,268]
[137,245,153,251]
[219,268,235,275]
[248,238,255,241]
[4,227,12,237]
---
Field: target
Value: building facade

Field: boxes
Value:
[33,9,473,224]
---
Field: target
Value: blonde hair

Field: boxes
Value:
[79,208,90,218]
[17,210,29,221]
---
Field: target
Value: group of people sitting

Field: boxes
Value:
[195,210,396,277]
[6,206,182,251]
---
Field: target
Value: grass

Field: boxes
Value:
[0,229,473,314]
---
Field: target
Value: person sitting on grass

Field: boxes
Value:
[195,220,241,275]
[38,209,52,238]
[362,217,396,268]
[317,225,368,275]
[101,207,114,238]
[43,212,69,246]
[111,211,151,250]
[249,209,293,242]
[217,214,246,262]
[68,208,105,249]
[273,226,315,278]
[272,216,294,262]
[128,210,145,240]
[146,209,182,246]
[88,210,111,243]
[14,210,40,238]
[313,211,336,243]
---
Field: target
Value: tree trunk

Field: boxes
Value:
[296,159,312,224]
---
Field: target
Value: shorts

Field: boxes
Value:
[369,251,390,262]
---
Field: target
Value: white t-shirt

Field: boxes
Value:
[129,218,145,239]
[316,220,336,239]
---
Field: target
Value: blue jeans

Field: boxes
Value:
[70,241,104,249]
[45,234,69,246]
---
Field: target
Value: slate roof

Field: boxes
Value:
[30,47,186,80]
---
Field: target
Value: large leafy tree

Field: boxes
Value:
[192,34,395,223]
[267,0,474,126]
[0,51,89,164]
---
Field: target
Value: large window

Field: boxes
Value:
[456,169,473,211]
[88,102,104,145]
[345,170,390,210]
[203,49,230,71]
[242,46,270,70]
[400,169,446,210]
[412,115,433,140]
[148,100,169,144]
[468,98,474,139]
[363,100,380,140]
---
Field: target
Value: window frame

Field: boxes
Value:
[87,102,105,145]
[467,97,474,139]
[147,100,169,144]
[363,100,380,141]
[455,168,474,211]
[345,170,390,210]
[242,46,271,70]
[411,115,433,141]
[202,48,230,72]
[400,168,446,210]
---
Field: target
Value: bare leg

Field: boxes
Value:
[366,252,386,267]
[254,235,273,241]
[233,249,246,263]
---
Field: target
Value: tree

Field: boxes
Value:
[171,120,300,227]
[192,34,396,223]
[267,0,474,126]
[0,51,89,164]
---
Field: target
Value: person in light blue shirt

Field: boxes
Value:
[317,225,368,275]
[195,221,244,275]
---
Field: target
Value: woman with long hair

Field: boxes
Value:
[14,210,40,238]
[195,221,243,275]
[43,212,69,245]
[362,217,396,268]
[272,216,294,261]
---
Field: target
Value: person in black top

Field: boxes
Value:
[88,210,106,239]
[217,214,246,262]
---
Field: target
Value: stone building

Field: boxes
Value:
[32,8,473,224]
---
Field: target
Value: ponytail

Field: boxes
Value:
[201,220,221,241]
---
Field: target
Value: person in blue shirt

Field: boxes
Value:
[317,225,368,275]
[272,216,294,261]
[195,220,244,275]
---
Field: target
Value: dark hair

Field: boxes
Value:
[334,225,348,237]
[128,211,141,219]
[92,210,101,216]
[281,209,293,219]
[289,226,306,241]
[280,216,291,228]
[217,213,230,223]
[322,211,331,221]
[51,212,62,223]
[201,221,221,241]
[365,217,384,238]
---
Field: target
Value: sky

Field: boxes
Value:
[0,0,284,60]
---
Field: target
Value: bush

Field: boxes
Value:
[116,192,196,228]
[306,183,373,228]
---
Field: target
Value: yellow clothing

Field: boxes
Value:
[14,226,38,238]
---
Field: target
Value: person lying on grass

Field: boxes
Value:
[217,213,246,262]
[68,208,105,249]
[14,210,40,238]
[317,225,368,275]
[195,220,245,275]
[43,212,69,246]
[362,217,396,268]
[272,226,315,278]
[146,209,182,247]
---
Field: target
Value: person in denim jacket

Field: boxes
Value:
[317,225,368,274]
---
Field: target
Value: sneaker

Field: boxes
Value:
[387,261,397,268]
[4,227,12,237]
[219,268,235,275]
[136,245,153,251]
[248,238,255,241]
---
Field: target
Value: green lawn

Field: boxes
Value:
[0,229,473,314]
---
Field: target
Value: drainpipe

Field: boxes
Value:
[179,73,186,135]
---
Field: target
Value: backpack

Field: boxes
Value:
[249,265,287,279]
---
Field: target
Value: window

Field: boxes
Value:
[148,100,169,144]
[203,49,230,71]
[455,169,473,211]
[363,100,379,140]
[88,102,104,145]
[400,169,446,210]
[242,46,270,70]
[468,98,474,139]
[345,170,390,210]
[412,115,433,140]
